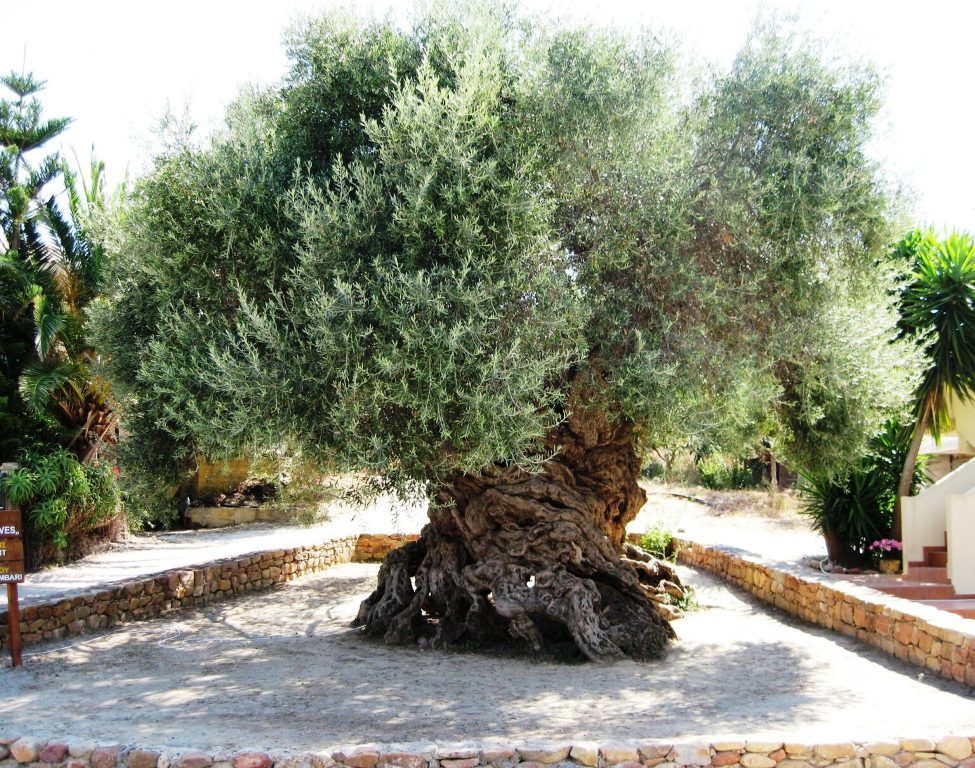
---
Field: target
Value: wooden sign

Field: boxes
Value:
[0,509,24,584]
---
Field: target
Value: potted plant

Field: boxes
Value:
[869,539,903,573]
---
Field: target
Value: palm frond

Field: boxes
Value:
[18,360,85,413]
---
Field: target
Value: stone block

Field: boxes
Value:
[440,760,477,768]
[480,751,515,766]
[519,749,569,765]
[234,756,273,768]
[129,750,161,768]
[745,747,783,756]
[783,747,812,758]
[710,747,744,755]
[669,745,711,767]
[866,746,900,758]
[938,740,973,762]
[814,746,856,761]
[569,748,597,767]
[638,747,673,762]
[336,753,378,768]
[376,755,424,768]
[177,753,214,768]
[740,756,774,768]
[600,747,639,766]
[868,758,899,768]
[902,742,938,754]
[10,741,43,764]
[67,744,95,759]
[710,752,740,767]
[39,744,68,764]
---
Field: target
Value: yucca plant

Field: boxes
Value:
[893,231,975,538]
[800,419,925,566]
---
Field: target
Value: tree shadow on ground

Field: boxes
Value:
[2,563,975,750]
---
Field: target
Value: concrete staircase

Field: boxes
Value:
[870,545,975,619]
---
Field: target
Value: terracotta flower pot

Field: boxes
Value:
[878,558,901,574]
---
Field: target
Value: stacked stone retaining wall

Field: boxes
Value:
[2,737,975,768]
[0,536,361,651]
[352,533,419,562]
[676,540,975,688]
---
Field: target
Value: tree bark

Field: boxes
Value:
[355,402,686,662]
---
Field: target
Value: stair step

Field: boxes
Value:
[874,583,958,600]
[904,566,949,583]
[922,545,949,568]
[920,599,975,620]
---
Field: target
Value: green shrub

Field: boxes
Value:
[2,448,121,551]
[639,524,677,560]
[798,419,924,566]
[641,460,666,481]
[697,454,756,490]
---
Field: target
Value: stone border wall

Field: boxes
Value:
[1,736,975,768]
[0,536,367,651]
[7,529,975,690]
[675,540,975,688]
[353,533,419,562]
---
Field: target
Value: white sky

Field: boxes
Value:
[4,0,973,233]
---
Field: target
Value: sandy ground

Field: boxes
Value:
[3,562,974,751]
[633,486,826,565]
[5,482,969,751]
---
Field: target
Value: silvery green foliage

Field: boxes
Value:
[94,8,919,506]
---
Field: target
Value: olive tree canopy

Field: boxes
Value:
[94,7,918,660]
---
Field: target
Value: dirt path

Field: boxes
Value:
[2,562,974,751]
[632,486,825,564]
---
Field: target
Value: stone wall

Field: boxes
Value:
[0,537,358,651]
[1,736,974,768]
[676,540,975,688]
[352,533,419,562]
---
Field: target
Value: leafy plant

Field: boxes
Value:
[1,448,120,551]
[893,231,975,536]
[697,454,756,490]
[639,524,677,561]
[799,419,923,566]
[0,73,117,466]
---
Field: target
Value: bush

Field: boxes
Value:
[798,419,923,566]
[639,524,677,560]
[641,460,666,481]
[697,454,756,490]
[2,448,121,553]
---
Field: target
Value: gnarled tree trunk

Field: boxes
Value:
[355,403,685,662]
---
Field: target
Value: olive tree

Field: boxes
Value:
[94,10,917,661]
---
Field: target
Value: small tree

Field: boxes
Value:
[96,10,918,660]
[893,231,975,539]
[0,73,116,464]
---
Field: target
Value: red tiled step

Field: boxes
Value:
[910,547,948,569]
[874,583,958,600]
[904,566,949,583]
[920,599,975,620]
[925,546,948,567]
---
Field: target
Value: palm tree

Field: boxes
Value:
[893,231,975,539]
[0,71,116,463]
